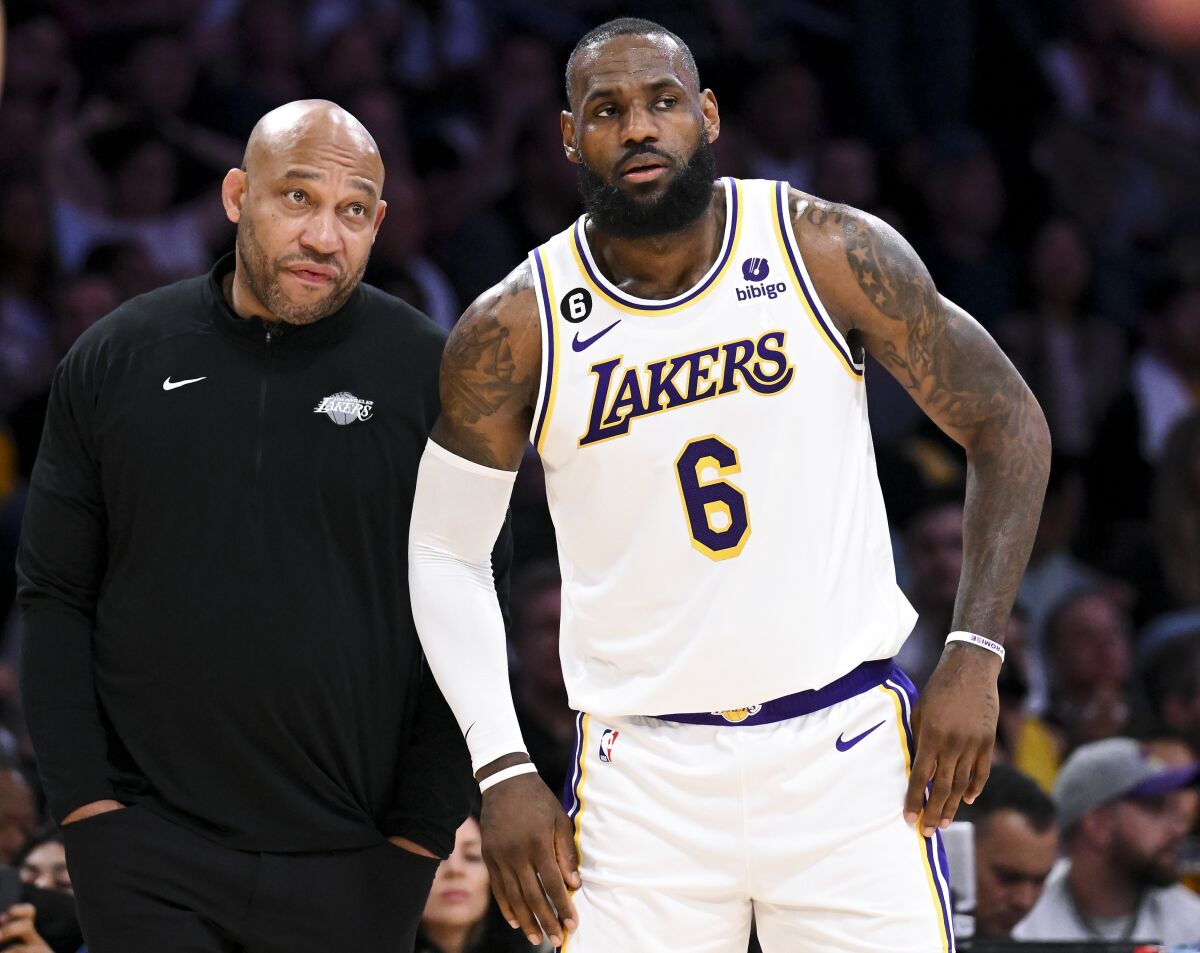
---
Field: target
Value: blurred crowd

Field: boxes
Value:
[2,0,1200,949]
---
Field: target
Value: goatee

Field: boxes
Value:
[578,134,717,239]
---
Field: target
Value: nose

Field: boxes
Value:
[34,871,55,891]
[1011,882,1040,915]
[300,207,340,257]
[620,100,658,146]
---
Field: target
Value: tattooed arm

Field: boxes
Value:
[791,192,1051,835]
[431,262,542,469]
[417,263,579,947]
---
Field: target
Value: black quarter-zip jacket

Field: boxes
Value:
[17,254,492,856]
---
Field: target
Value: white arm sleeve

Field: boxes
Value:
[408,439,527,774]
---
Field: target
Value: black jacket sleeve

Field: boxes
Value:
[16,347,116,822]
[384,513,515,856]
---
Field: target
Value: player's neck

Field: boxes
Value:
[588,182,726,301]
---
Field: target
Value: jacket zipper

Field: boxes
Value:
[254,328,272,509]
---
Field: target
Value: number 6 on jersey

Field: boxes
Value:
[674,436,751,561]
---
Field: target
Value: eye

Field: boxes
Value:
[657,96,678,108]
[595,104,617,119]
[346,202,367,216]
[285,189,307,204]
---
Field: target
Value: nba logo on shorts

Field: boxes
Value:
[741,257,769,282]
[598,728,619,763]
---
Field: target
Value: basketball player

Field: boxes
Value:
[409,18,1050,953]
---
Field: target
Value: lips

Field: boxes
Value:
[286,264,337,285]
[620,155,668,180]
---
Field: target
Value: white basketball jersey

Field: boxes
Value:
[527,178,917,719]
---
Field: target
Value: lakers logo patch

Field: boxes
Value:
[314,391,374,425]
[714,705,762,723]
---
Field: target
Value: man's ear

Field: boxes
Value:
[222,169,248,224]
[561,111,581,165]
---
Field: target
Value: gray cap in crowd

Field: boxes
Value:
[1054,737,1200,832]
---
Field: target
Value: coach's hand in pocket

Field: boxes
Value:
[480,772,580,947]
[60,799,126,825]
[905,641,1002,837]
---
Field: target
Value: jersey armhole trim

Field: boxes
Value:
[774,181,865,380]
[529,247,559,453]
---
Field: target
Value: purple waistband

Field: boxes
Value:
[654,659,898,726]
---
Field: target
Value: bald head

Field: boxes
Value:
[221,99,389,325]
[243,99,383,184]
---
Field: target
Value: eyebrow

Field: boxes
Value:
[582,77,685,107]
[281,168,378,201]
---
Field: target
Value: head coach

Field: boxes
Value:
[15,100,501,953]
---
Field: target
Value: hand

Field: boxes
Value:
[904,643,1000,837]
[0,903,54,953]
[387,835,439,859]
[480,773,580,947]
[61,799,125,825]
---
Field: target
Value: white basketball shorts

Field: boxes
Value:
[559,661,954,953]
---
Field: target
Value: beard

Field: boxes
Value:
[577,132,716,239]
[236,215,364,325]
[1113,832,1180,889]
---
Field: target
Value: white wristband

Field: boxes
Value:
[479,762,539,793]
[945,630,1005,662]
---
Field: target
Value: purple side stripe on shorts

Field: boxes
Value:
[883,675,956,953]
[563,711,585,819]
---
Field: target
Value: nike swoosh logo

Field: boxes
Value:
[571,320,621,353]
[163,376,207,391]
[835,720,885,752]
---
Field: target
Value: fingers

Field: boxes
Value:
[519,865,565,947]
[922,748,971,836]
[487,863,521,931]
[908,736,995,836]
[555,812,582,893]
[963,742,994,805]
[490,854,570,947]
[903,746,935,828]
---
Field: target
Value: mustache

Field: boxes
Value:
[278,254,342,276]
[614,145,672,175]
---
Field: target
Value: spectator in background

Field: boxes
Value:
[0,766,35,865]
[812,137,898,228]
[993,608,1063,793]
[1015,457,1097,712]
[851,0,975,173]
[1087,280,1200,564]
[1152,412,1200,610]
[195,0,308,137]
[509,561,573,800]
[956,764,1058,940]
[1014,737,1200,945]
[995,215,1126,458]
[742,63,824,189]
[918,130,1016,327]
[415,815,541,953]
[365,169,459,330]
[50,120,231,280]
[15,830,70,895]
[0,904,53,952]
[1142,629,1200,758]
[0,177,58,413]
[1044,588,1134,753]
[896,491,963,690]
